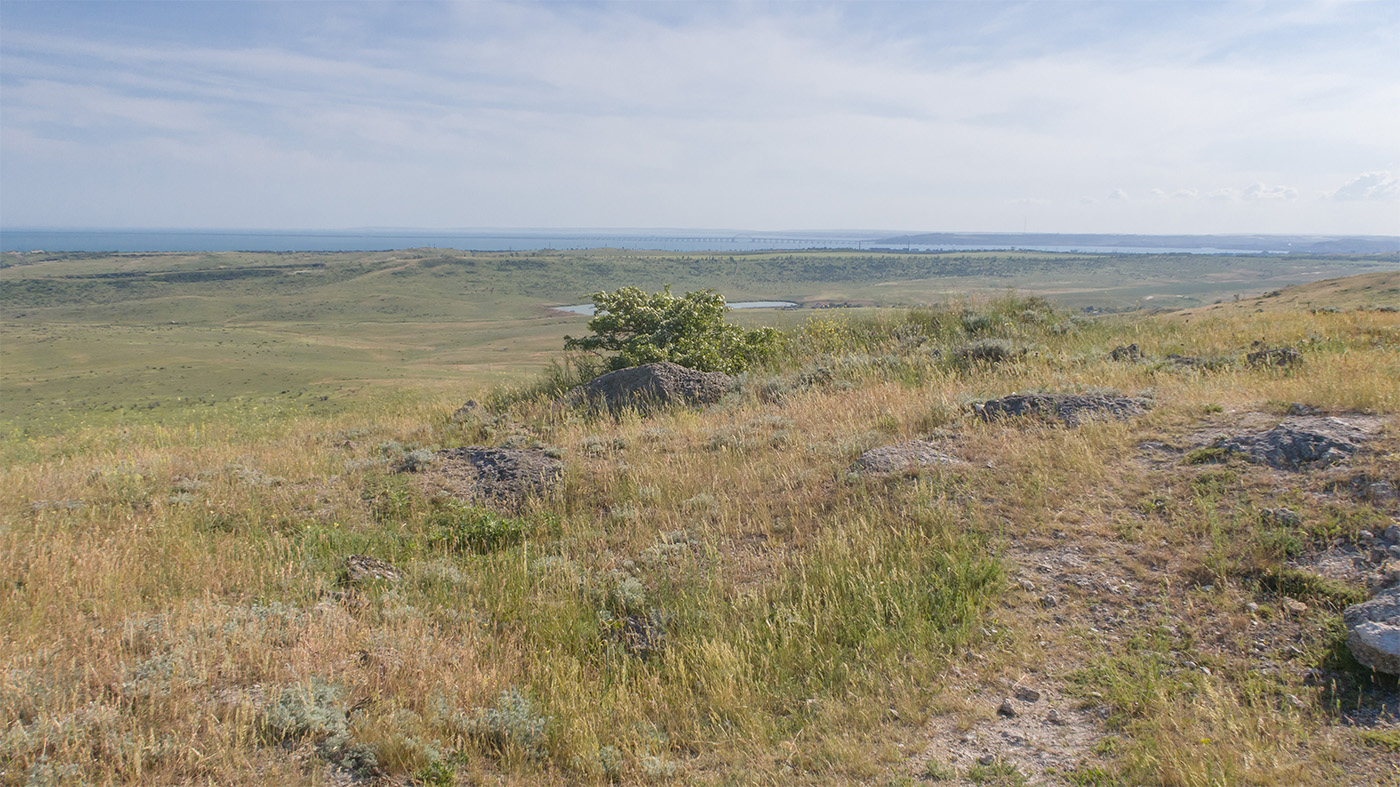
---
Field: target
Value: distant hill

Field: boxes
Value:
[875,232,1400,255]
[1176,271,1400,318]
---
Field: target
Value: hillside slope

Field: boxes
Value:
[1,279,1398,786]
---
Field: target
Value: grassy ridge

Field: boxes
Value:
[2,281,1398,785]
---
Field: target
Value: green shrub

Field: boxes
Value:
[563,286,783,374]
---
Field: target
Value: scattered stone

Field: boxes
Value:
[417,447,563,507]
[1164,354,1228,371]
[1246,347,1303,369]
[1283,598,1308,614]
[450,399,490,422]
[1343,585,1400,675]
[1046,708,1062,724]
[1013,686,1042,703]
[566,361,734,414]
[1109,343,1142,361]
[605,613,667,659]
[1390,546,1400,560]
[1038,594,1059,608]
[1213,416,1376,470]
[997,698,1018,718]
[1371,481,1400,503]
[1359,530,1375,542]
[851,440,962,475]
[1386,525,1400,544]
[1246,602,1259,613]
[1261,507,1302,527]
[978,754,996,766]
[1372,548,1392,565]
[1017,579,1036,592]
[1286,402,1322,416]
[973,392,1152,427]
[342,554,400,585]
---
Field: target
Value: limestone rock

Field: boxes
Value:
[418,447,562,507]
[973,392,1151,427]
[1344,585,1400,675]
[852,440,962,475]
[1214,416,1374,470]
[343,554,400,585]
[567,362,733,414]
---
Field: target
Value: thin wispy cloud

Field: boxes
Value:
[2,0,1396,233]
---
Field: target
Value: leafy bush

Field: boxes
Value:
[563,286,783,374]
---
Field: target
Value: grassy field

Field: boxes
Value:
[1,254,1399,785]
[1,247,1392,434]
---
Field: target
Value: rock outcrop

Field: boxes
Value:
[414,447,562,507]
[1214,417,1373,470]
[853,440,962,475]
[1344,585,1400,675]
[973,393,1151,427]
[567,361,733,414]
[1246,347,1303,368]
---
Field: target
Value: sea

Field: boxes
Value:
[0,229,1275,255]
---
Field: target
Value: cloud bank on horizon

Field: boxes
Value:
[1,0,1396,235]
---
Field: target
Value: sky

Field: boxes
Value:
[1,0,1397,235]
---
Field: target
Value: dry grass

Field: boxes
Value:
[2,289,1398,785]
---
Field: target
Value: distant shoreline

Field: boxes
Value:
[2,229,1396,255]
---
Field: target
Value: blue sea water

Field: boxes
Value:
[0,229,884,253]
[0,229,1281,255]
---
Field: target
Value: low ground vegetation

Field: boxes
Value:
[2,282,1399,785]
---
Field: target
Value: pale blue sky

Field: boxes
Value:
[2,0,1396,234]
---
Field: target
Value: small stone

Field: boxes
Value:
[1286,693,1305,709]
[1018,578,1036,592]
[1359,530,1375,542]
[1370,482,1399,503]
[1200,666,1212,676]
[342,554,400,585]
[1390,546,1400,560]
[1039,594,1059,608]
[978,754,995,766]
[1014,686,1042,703]
[1373,548,1392,564]
[1246,602,1259,613]
[1385,525,1400,544]
[997,698,1018,718]
[1046,708,1062,724]
[1283,598,1308,614]
[1262,507,1302,527]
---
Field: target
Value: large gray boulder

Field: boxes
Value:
[973,392,1151,427]
[1214,416,1372,470]
[1344,585,1400,675]
[567,362,734,414]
